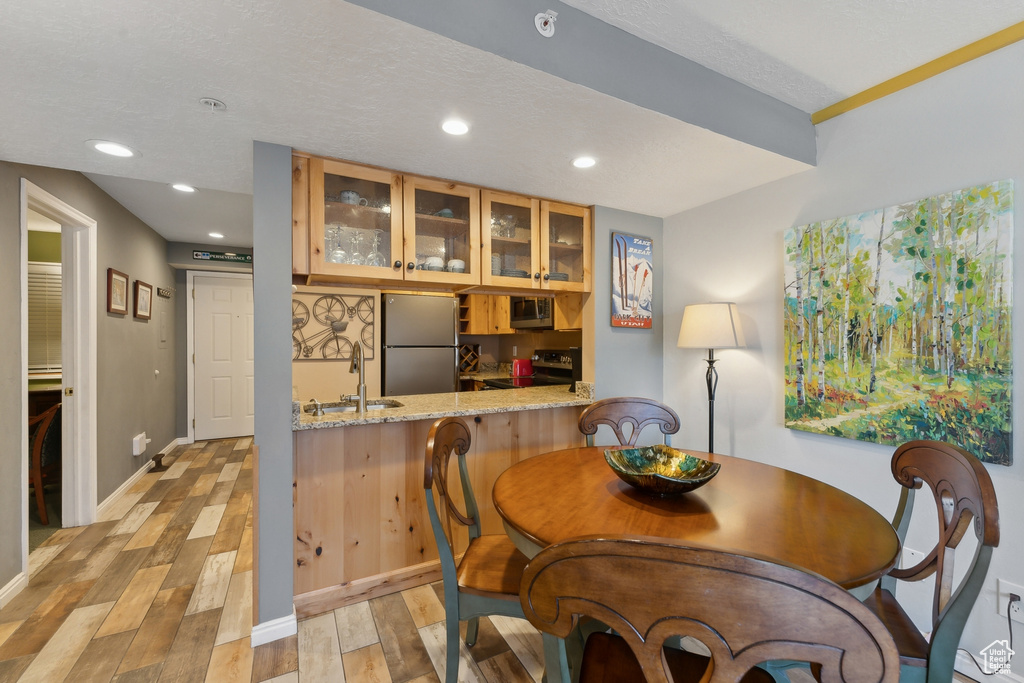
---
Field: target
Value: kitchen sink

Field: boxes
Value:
[305,399,404,414]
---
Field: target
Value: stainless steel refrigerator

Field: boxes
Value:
[381,293,459,396]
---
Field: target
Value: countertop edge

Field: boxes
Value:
[293,386,593,430]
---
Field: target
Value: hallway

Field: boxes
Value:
[1,438,254,682]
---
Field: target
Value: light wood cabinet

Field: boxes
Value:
[459,294,491,335]
[481,190,541,288]
[459,294,515,335]
[401,176,481,285]
[541,201,592,292]
[553,292,584,330]
[307,157,406,283]
[489,296,515,334]
[294,152,593,294]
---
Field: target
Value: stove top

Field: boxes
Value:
[482,375,573,390]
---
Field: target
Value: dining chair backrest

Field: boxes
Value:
[578,397,680,447]
[868,440,999,681]
[424,416,480,572]
[520,535,900,683]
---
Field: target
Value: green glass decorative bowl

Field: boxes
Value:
[604,445,720,496]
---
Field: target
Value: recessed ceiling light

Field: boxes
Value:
[209,232,224,239]
[572,156,596,168]
[442,119,469,136]
[172,183,196,193]
[88,140,136,157]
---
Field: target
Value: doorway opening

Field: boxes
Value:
[20,180,98,574]
[186,271,255,442]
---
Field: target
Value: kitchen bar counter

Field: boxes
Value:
[293,384,591,430]
[292,385,591,617]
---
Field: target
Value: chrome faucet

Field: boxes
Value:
[308,398,324,416]
[349,343,367,412]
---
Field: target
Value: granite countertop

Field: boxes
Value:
[293,383,593,430]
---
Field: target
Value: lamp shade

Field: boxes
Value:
[677,302,745,349]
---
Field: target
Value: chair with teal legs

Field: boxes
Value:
[862,440,1000,683]
[425,416,568,683]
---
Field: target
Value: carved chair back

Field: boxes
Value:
[520,535,900,683]
[578,397,680,447]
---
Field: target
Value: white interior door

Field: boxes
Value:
[194,275,254,439]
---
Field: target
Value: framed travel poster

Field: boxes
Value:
[107,268,129,315]
[611,232,653,329]
[783,180,1013,465]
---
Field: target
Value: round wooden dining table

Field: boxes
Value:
[493,446,901,590]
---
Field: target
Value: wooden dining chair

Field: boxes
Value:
[520,535,900,683]
[424,416,567,683]
[861,440,999,683]
[578,397,680,447]
[28,403,62,526]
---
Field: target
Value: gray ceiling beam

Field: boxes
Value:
[347,0,816,165]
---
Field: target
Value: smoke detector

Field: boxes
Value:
[535,10,557,37]
[198,97,227,112]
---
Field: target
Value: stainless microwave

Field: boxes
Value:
[509,297,553,329]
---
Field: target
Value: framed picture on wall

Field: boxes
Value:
[610,232,654,328]
[134,280,153,320]
[107,268,129,315]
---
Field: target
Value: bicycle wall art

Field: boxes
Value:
[292,293,375,361]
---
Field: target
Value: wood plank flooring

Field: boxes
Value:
[2,437,948,683]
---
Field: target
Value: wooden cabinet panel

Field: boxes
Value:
[489,296,515,334]
[292,407,585,615]
[292,155,309,276]
[553,293,583,331]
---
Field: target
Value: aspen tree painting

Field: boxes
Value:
[784,181,1013,465]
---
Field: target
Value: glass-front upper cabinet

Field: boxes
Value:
[402,176,480,285]
[541,201,591,292]
[481,190,540,288]
[309,157,404,281]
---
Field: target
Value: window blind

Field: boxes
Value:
[28,261,61,373]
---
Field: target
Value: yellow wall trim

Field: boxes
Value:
[813,20,1024,125]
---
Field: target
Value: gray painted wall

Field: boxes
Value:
[168,241,253,436]
[591,207,666,446]
[592,207,664,400]
[0,161,176,590]
[251,142,295,625]
[663,40,1024,663]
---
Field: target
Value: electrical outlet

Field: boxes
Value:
[996,579,1024,623]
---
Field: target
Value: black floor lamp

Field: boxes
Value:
[677,302,745,453]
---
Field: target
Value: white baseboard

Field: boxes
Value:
[96,437,181,519]
[0,571,28,611]
[251,607,298,647]
[957,650,1024,682]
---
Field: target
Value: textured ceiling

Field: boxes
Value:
[2,1,1021,247]
[560,0,1024,111]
